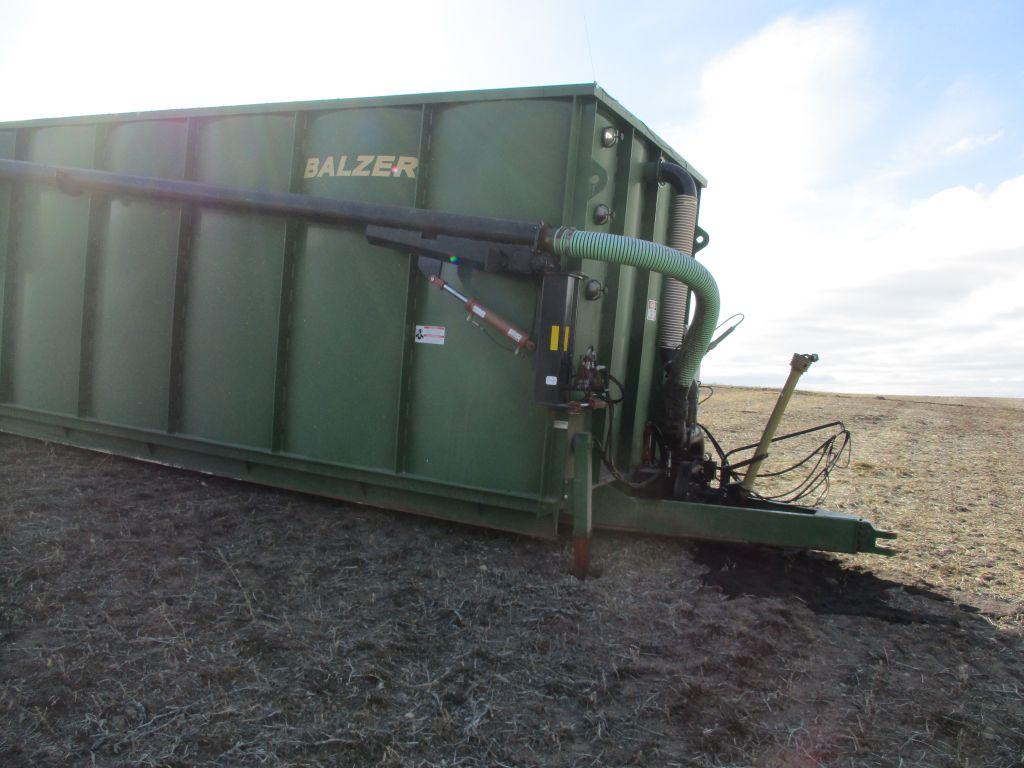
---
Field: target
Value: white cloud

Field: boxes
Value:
[664,13,1023,396]
[868,79,1004,182]
[0,0,489,121]
[0,0,599,122]
[673,12,874,205]
[943,130,1005,155]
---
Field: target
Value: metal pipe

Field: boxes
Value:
[741,353,818,493]
[658,187,699,352]
[0,158,542,246]
[650,162,702,445]
[657,162,700,359]
[645,159,697,199]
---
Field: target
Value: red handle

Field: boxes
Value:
[465,298,536,351]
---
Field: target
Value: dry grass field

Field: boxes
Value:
[1,387,1021,767]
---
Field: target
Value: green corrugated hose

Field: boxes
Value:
[551,228,720,389]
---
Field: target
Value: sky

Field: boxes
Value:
[1,0,1022,396]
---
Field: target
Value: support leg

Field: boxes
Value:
[572,432,593,578]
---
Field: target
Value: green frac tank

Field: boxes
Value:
[0,84,894,564]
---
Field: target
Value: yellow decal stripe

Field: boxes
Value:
[549,325,561,352]
[563,326,570,352]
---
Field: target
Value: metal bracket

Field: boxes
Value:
[694,225,710,254]
[364,225,558,275]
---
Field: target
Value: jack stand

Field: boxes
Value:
[572,432,593,578]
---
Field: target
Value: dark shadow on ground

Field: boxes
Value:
[690,541,1000,625]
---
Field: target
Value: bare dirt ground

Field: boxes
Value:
[1,387,1021,767]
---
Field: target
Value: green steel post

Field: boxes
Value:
[166,118,198,433]
[741,353,818,493]
[394,103,434,473]
[0,130,25,403]
[270,111,308,452]
[77,124,110,418]
[572,431,593,578]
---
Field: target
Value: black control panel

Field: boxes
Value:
[533,273,580,406]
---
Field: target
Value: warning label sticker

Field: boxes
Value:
[646,299,658,322]
[414,325,446,345]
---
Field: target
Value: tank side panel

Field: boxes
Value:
[0,131,15,392]
[8,126,95,413]
[90,120,187,429]
[284,107,420,470]
[404,99,570,495]
[180,115,292,448]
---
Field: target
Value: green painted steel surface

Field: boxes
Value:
[592,486,897,555]
[180,115,294,447]
[0,86,897,557]
[2,85,706,187]
[90,120,187,429]
[287,107,420,470]
[0,407,559,538]
[6,126,96,413]
[404,99,570,494]
[571,433,593,538]
[1,86,703,534]
[0,131,14,379]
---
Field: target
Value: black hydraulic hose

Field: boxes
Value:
[652,160,698,198]
[0,158,542,246]
[644,160,705,442]
[646,162,701,360]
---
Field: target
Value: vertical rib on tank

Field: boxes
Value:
[656,192,699,351]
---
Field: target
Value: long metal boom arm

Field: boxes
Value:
[0,158,543,247]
